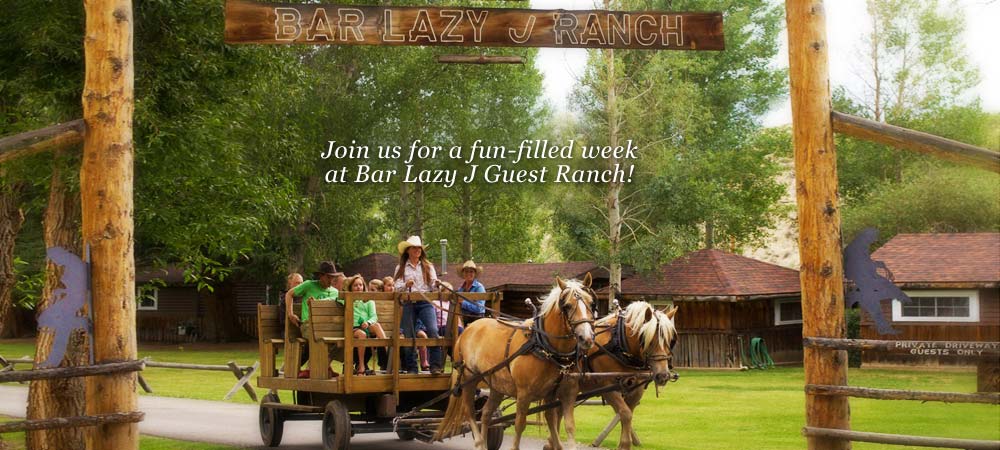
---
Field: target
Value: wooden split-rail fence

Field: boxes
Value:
[0,355,260,403]
[0,358,145,435]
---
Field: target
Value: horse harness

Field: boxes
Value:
[453,287,595,395]
[583,310,672,372]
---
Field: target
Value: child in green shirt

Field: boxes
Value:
[343,274,389,375]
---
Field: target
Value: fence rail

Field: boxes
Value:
[0,360,144,384]
[0,412,145,434]
[802,337,1000,449]
[805,384,1000,405]
[139,358,259,402]
[803,427,1000,450]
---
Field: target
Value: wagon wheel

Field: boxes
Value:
[322,400,351,450]
[395,428,416,441]
[486,424,504,450]
[259,393,284,447]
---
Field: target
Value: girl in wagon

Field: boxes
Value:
[343,274,389,375]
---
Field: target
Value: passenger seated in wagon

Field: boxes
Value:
[342,274,390,375]
[284,260,342,377]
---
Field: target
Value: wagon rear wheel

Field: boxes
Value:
[322,400,351,450]
[259,393,284,447]
[486,424,504,450]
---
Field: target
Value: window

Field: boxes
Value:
[137,287,158,311]
[774,298,802,325]
[892,290,979,323]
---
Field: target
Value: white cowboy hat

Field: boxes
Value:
[397,235,425,255]
[460,260,482,276]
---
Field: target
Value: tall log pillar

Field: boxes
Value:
[785,1,850,449]
[81,0,137,448]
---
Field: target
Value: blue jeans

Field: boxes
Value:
[401,301,442,371]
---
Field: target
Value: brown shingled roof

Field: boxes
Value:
[440,261,602,290]
[871,233,1000,284]
[619,249,801,299]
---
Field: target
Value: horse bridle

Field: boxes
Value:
[560,288,596,331]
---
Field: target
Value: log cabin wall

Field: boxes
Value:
[861,287,999,366]
[136,287,202,343]
[672,298,803,368]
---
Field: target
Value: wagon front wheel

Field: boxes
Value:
[322,400,351,450]
[259,393,284,447]
[486,424,504,450]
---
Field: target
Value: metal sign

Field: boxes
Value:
[844,228,912,335]
[36,247,92,368]
[224,0,725,50]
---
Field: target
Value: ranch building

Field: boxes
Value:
[862,233,1000,366]
[615,249,804,369]
[135,266,268,343]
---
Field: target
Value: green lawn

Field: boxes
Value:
[524,367,999,450]
[0,417,239,450]
[3,340,998,450]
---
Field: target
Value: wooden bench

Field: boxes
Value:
[257,304,283,377]
[305,299,346,380]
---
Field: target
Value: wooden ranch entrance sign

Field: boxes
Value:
[225,0,724,50]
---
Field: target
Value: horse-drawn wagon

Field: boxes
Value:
[255,290,505,450]
[254,277,678,450]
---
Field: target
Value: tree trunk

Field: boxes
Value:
[399,179,410,239]
[786,0,851,448]
[413,183,424,238]
[28,152,86,450]
[604,32,623,299]
[286,175,319,274]
[460,183,473,261]
[0,176,25,339]
[82,0,137,446]
[705,221,715,249]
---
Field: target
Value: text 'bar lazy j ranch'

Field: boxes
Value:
[224,0,725,50]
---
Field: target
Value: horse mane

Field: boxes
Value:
[610,301,676,352]
[644,309,677,352]
[538,279,587,317]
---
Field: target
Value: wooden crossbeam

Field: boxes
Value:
[0,360,144,384]
[806,384,1000,405]
[832,111,1000,173]
[803,337,1000,358]
[802,427,1000,450]
[0,412,144,434]
[224,361,259,401]
[0,119,84,164]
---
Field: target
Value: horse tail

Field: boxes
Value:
[434,337,471,441]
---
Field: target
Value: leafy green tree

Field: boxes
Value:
[836,0,998,241]
[836,0,989,200]
[553,0,787,276]
[842,165,1000,247]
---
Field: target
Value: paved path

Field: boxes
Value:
[0,385,557,450]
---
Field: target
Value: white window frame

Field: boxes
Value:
[137,287,159,311]
[891,290,979,323]
[774,298,803,325]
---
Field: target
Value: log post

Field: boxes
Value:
[81,0,136,447]
[785,1,850,449]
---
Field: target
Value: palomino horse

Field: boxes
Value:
[434,275,597,450]
[546,301,677,450]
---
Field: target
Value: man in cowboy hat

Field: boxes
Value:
[457,260,487,324]
[392,235,444,374]
[286,260,343,342]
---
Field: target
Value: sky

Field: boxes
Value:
[528,0,1000,127]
